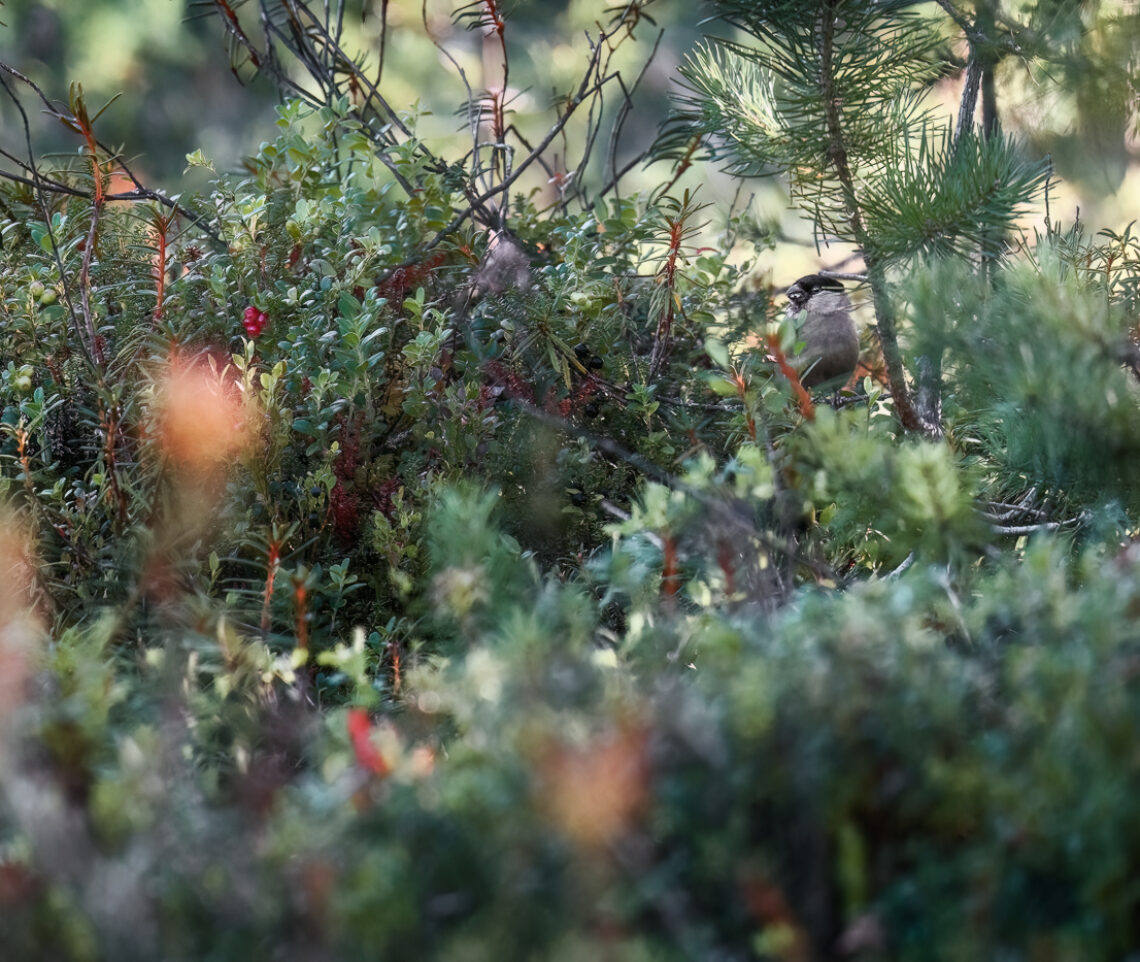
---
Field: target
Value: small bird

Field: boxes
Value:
[784,273,859,390]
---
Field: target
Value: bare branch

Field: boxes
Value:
[424,59,620,248]
[595,27,664,205]
[885,552,916,579]
[0,165,88,199]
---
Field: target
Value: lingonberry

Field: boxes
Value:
[241,305,269,338]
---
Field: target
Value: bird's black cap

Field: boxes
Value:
[785,273,845,308]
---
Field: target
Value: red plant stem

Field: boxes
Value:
[765,332,815,421]
[483,0,507,84]
[717,540,736,596]
[215,0,261,68]
[261,539,280,634]
[294,579,309,651]
[79,209,104,367]
[492,89,506,144]
[152,219,168,320]
[650,216,684,374]
[79,127,104,208]
[16,429,34,502]
[346,709,389,776]
[483,0,505,37]
[733,368,758,442]
[481,0,509,186]
[388,638,401,695]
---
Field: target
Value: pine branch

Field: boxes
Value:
[814,1,922,433]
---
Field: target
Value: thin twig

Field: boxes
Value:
[593,27,664,206]
[0,165,87,199]
[818,270,868,284]
[424,70,620,247]
[425,5,652,248]
[885,552,915,579]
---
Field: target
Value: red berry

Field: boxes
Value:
[257,311,268,324]
[244,305,258,321]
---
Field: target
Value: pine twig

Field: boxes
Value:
[815,2,925,434]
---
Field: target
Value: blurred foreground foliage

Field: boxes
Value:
[2,1,1140,960]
